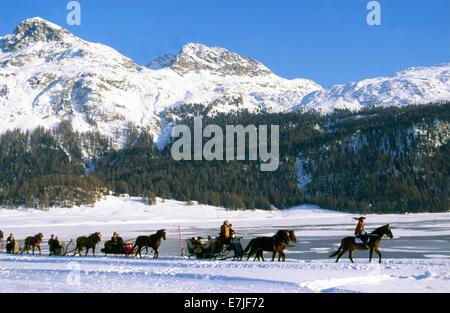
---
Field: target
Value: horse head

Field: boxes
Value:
[288,229,298,243]
[37,233,43,240]
[383,224,394,239]
[275,230,290,245]
[92,232,101,242]
[158,229,166,240]
[372,224,394,239]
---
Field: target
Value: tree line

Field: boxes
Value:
[0,103,448,213]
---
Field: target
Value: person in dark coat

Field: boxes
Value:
[48,234,56,256]
[53,236,63,256]
[111,232,124,254]
[6,233,15,254]
[0,230,4,250]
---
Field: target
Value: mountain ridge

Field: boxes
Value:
[0,17,449,149]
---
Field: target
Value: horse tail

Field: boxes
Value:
[243,239,254,253]
[329,242,342,258]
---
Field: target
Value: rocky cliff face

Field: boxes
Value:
[147,42,273,77]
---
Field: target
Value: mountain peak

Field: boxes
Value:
[1,17,72,52]
[147,42,272,77]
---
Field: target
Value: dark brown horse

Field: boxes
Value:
[272,229,298,262]
[24,233,43,255]
[73,232,102,257]
[329,224,394,263]
[133,229,166,259]
[243,230,291,262]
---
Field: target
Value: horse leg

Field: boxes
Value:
[247,250,254,261]
[369,248,374,263]
[154,249,158,259]
[348,250,354,263]
[259,250,265,262]
[374,248,382,263]
[38,246,42,256]
[253,250,259,261]
[272,251,276,262]
[280,251,286,262]
[335,248,347,263]
[253,248,260,261]
[247,247,255,261]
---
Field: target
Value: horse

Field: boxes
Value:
[329,224,394,263]
[243,230,291,262]
[24,233,43,255]
[133,229,166,259]
[73,232,102,257]
[271,229,298,262]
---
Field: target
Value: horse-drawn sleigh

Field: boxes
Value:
[185,229,298,261]
[185,236,244,260]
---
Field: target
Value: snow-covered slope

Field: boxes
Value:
[296,63,450,113]
[0,17,449,148]
[0,17,320,147]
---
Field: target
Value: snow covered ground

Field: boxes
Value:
[1,255,448,293]
[0,196,449,293]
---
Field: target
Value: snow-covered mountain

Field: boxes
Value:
[0,17,449,148]
[296,63,450,113]
[0,17,320,147]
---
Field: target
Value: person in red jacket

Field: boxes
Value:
[354,217,369,248]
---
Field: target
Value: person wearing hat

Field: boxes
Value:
[220,220,231,245]
[354,217,369,248]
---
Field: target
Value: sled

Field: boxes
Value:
[101,240,136,257]
[7,241,20,254]
[52,241,68,256]
[185,237,244,260]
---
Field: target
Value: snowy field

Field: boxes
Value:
[0,196,449,293]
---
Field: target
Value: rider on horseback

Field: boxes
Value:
[354,217,369,249]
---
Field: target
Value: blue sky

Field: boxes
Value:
[0,0,449,87]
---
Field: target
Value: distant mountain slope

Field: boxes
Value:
[1,18,449,150]
[0,17,320,148]
[296,63,450,113]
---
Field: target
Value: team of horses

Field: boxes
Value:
[13,224,394,263]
